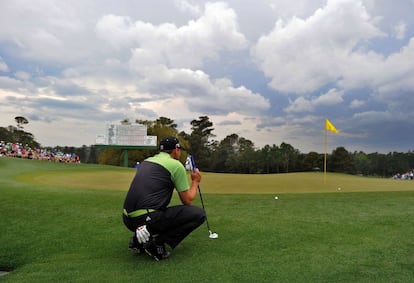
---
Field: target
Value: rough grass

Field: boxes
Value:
[1,157,414,282]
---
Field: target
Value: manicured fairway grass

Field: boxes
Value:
[1,157,414,282]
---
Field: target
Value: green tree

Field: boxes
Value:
[352,151,370,175]
[15,116,29,129]
[187,116,215,170]
[0,125,39,148]
[236,137,257,173]
[279,142,299,173]
[210,133,239,172]
[366,152,386,176]
[136,117,178,140]
[257,144,280,173]
[98,148,123,166]
[303,151,323,171]
[209,134,257,173]
[120,118,130,125]
[330,147,355,173]
[384,152,410,177]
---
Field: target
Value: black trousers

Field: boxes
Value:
[123,205,206,249]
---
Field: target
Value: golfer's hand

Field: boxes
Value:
[135,225,150,244]
[191,169,201,183]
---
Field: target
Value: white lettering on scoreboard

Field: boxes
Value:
[96,124,157,146]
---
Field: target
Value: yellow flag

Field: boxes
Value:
[325,118,338,133]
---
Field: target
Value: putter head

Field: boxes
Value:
[209,231,219,239]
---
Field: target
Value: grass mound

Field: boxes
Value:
[1,157,414,282]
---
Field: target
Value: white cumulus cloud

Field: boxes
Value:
[96,2,247,69]
[252,0,384,94]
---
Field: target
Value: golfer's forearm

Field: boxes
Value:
[190,181,199,195]
[180,181,199,205]
[188,181,199,203]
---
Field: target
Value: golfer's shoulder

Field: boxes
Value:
[147,153,182,169]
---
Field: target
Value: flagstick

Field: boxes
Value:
[324,118,338,185]
[324,127,327,184]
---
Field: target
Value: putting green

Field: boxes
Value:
[15,168,414,194]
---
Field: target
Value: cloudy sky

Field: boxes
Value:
[1,0,414,153]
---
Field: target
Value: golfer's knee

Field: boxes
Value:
[183,205,206,225]
[194,206,206,224]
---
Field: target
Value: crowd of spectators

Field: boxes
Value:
[393,171,414,180]
[0,141,80,163]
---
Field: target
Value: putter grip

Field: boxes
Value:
[189,156,197,172]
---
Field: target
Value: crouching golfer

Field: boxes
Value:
[122,136,206,261]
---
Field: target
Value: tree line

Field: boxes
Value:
[1,116,414,177]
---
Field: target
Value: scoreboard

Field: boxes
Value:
[96,124,157,146]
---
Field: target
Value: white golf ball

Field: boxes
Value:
[274,196,278,200]
[338,187,341,190]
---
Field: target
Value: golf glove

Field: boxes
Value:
[135,225,150,244]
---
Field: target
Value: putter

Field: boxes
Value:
[197,184,219,239]
[188,156,219,239]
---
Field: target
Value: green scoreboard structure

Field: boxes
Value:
[95,123,157,167]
